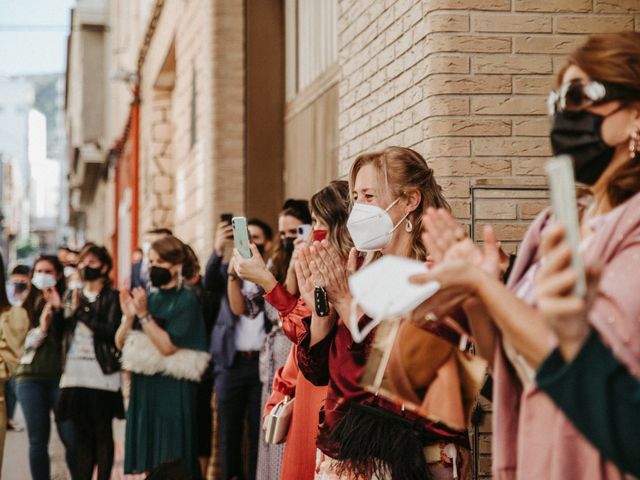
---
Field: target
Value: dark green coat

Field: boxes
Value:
[537,332,640,477]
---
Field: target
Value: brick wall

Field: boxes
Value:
[337,0,640,251]
[336,0,640,476]
[209,0,246,241]
[138,0,245,259]
[173,0,210,254]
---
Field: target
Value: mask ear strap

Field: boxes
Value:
[390,211,411,234]
[348,296,387,344]
[384,197,401,212]
[385,197,412,234]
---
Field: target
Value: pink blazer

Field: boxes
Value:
[493,191,640,480]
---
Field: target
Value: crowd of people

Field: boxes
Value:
[0,32,639,480]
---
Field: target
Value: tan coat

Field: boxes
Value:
[0,306,30,379]
[0,305,29,473]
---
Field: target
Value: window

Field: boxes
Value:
[285,0,337,101]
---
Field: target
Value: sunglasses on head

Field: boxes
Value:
[547,78,639,115]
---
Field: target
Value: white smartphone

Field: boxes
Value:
[544,155,587,298]
[232,216,252,259]
[297,224,312,241]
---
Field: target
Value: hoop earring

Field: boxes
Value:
[405,219,413,233]
[630,128,640,160]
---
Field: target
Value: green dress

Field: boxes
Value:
[124,287,206,478]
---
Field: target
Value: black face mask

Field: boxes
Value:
[80,266,103,282]
[550,110,616,186]
[149,266,173,288]
[255,243,265,256]
[282,237,295,255]
[13,282,28,293]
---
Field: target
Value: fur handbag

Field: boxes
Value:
[120,330,210,382]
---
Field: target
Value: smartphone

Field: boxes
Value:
[220,213,233,225]
[232,216,252,259]
[544,155,587,298]
[297,224,312,241]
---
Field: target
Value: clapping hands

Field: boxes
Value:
[535,224,599,361]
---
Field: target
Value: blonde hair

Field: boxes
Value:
[348,146,450,261]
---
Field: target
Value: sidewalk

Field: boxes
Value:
[3,411,140,480]
[3,406,72,480]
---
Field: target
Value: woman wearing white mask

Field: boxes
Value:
[294,147,470,480]
[15,255,77,480]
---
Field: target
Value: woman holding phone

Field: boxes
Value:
[534,224,640,477]
[233,180,352,480]
[16,255,77,480]
[409,32,640,480]
[227,201,310,480]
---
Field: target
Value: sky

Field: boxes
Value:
[0,0,76,76]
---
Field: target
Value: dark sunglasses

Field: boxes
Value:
[547,78,640,115]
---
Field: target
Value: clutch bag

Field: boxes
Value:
[264,395,295,444]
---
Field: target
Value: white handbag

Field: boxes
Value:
[264,395,294,444]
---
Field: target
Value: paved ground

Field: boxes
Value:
[3,407,135,480]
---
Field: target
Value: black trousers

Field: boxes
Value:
[75,416,114,480]
[215,356,262,480]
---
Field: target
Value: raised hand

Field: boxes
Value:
[291,237,306,264]
[119,289,137,320]
[294,247,316,309]
[42,287,62,310]
[309,241,354,307]
[39,303,53,333]
[233,244,276,290]
[535,224,599,361]
[131,287,149,317]
[422,207,467,264]
[445,225,501,279]
[214,221,234,256]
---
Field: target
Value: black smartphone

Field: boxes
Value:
[220,213,233,225]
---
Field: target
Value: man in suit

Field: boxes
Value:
[206,218,273,480]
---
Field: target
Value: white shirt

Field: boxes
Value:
[59,288,121,391]
[233,280,266,352]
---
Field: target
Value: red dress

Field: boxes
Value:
[264,285,328,480]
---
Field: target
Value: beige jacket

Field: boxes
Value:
[0,306,30,379]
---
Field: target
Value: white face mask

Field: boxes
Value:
[63,266,77,278]
[347,255,440,343]
[68,279,84,290]
[346,198,409,252]
[31,273,58,291]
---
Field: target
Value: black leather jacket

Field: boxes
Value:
[63,284,122,375]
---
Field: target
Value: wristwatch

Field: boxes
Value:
[138,313,151,326]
